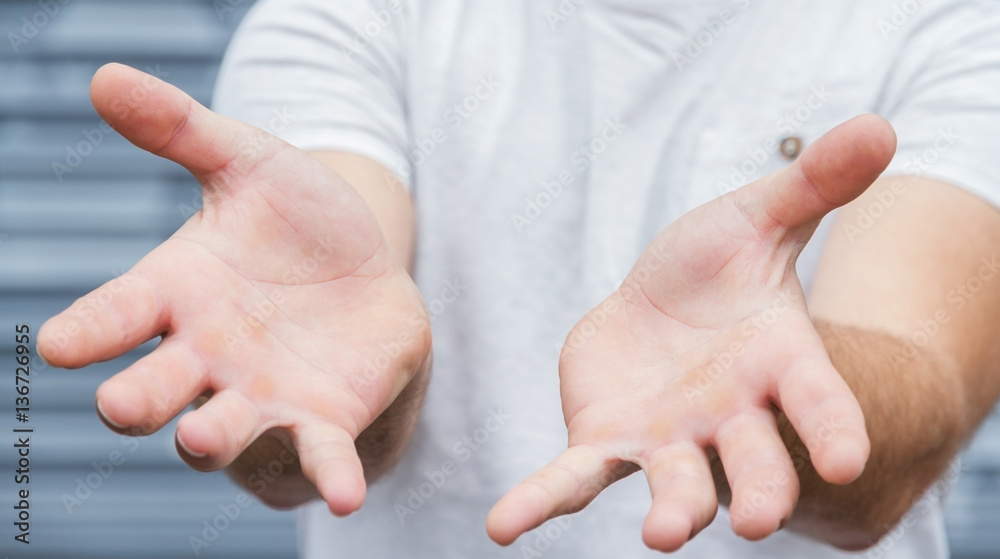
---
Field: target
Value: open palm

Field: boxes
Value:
[39,64,430,515]
[489,115,896,551]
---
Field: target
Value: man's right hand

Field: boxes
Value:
[38,64,431,516]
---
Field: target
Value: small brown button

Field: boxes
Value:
[780,136,803,160]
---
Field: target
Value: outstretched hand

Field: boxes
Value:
[488,115,896,550]
[39,64,430,515]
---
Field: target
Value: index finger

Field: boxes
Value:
[38,269,165,368]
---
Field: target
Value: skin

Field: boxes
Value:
[223,150,427,508]
[38,64,431,516]
[38,65,1000,552]
[789,177,1000,549]
[487,115,890,548]
[486,118,1000,551]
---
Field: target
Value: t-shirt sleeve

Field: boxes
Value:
[877,1,1000,209]
[212,0,412,189]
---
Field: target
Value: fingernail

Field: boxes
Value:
[96,400,126,429]
[176,434,207,458]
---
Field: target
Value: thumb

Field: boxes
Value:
[745,113,897,231]
[91,62,272,183]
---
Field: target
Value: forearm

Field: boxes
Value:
[355,354,431,481]
[714,320,966,549]
[309,150,416,270]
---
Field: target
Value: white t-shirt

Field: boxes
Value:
[213,1,1000,557]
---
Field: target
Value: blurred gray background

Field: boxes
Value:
[0,1,997,558]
